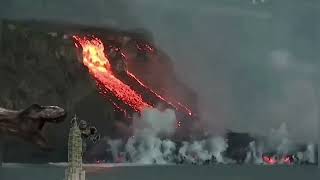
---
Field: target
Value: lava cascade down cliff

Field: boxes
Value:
[73,35,198,133]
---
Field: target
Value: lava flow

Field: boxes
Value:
[73,36,150,112]
[73,35,194,119]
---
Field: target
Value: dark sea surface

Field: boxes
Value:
[0,164,319,180]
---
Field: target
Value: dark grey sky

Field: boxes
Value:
[0,0,318,142]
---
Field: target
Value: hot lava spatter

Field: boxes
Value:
[73,36,150,112]
[73,35,194,119]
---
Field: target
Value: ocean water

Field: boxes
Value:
[0,164,319,180]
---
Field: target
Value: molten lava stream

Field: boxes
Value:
[73,35,151,112]
[116,71,192,120]
[126,72,193,117]
[74,35,194,120]
[119,49,193,117]
[95,80,136,114]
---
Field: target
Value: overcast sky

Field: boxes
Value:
[0,0,318,141]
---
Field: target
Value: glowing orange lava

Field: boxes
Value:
[73,36,151,112]
[127,71,193,116]
[263,156,277,165]
[120,42,193,116]
[73,35,194,120]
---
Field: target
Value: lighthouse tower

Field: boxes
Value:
[64,115,85,180]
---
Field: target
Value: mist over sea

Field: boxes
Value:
[0,163,319,180]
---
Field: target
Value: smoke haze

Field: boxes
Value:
[0,0,318,155]
[103,108,316,165]
[106,108,229,164]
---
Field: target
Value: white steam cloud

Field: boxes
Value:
[245,123,317,164]
[132,108,176,136]
[102,108,317,165]
[106,108,228,164]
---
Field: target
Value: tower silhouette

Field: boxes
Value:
[64,115,85,180]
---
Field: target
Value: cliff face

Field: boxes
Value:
[0,19,199,162]
[0,20,117,162]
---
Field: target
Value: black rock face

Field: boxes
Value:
[0,20,117,162]
[224,131,255,163]
[0,19,199,163]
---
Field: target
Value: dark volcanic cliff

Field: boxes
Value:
[0,20,117,162]
[0,19,198,163]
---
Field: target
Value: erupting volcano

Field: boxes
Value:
[73,35,318,166]
[73,36,150,112]
[73,35,195,121]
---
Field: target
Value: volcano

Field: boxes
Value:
[0,20,317,165]
[72,36,318,166]
[72,35,198,129]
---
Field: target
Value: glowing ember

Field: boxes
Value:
[262,156,277,165]
[73,36,151,112]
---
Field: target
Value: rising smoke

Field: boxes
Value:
[105,108,229,164]
[245,122,317,164]
[124,1,319,144]
[0,0,318,164]
[101,108,317,165]
[1,0,317,141]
